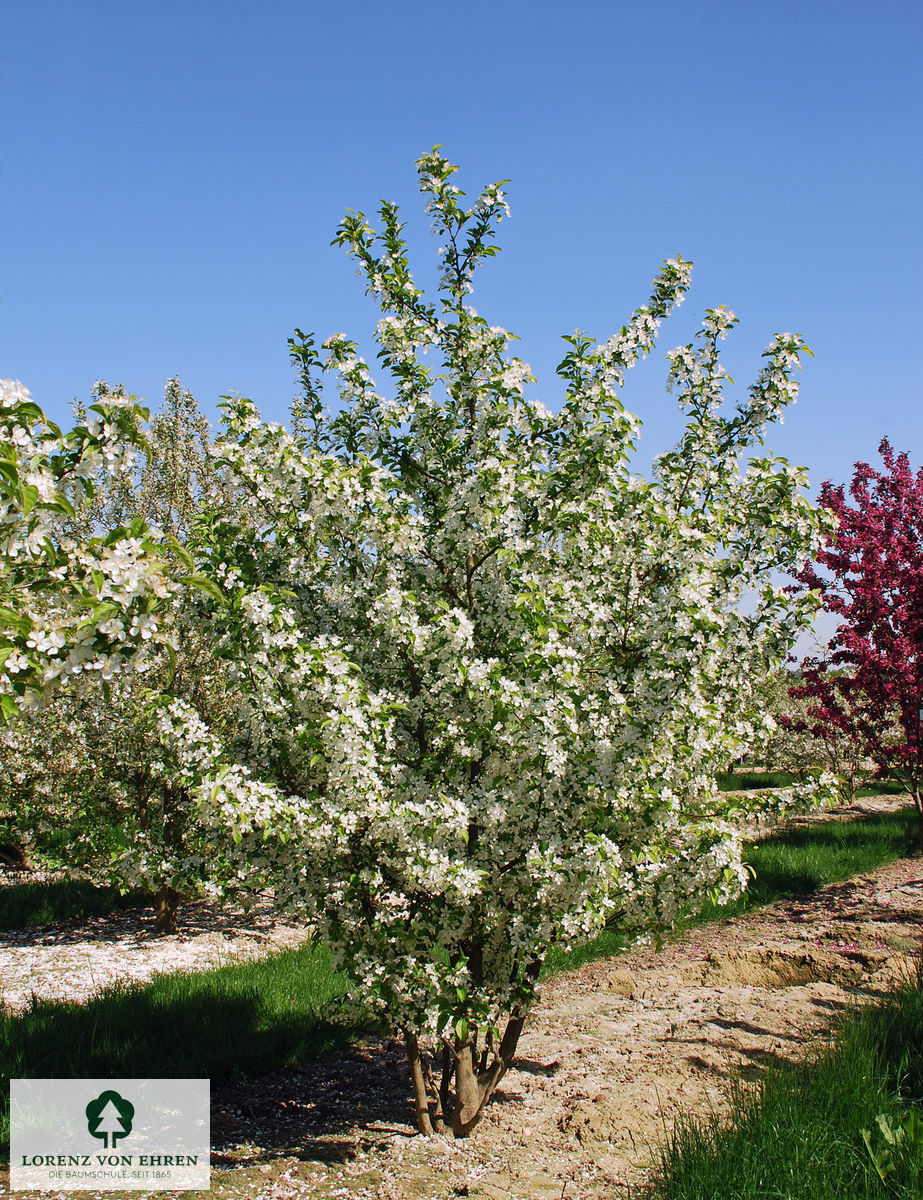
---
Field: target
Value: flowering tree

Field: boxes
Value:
[795,439,923,845]
[751,670,822,775]
[148,149,829,1136]
[755,668,879,799]
[0,379,233,932]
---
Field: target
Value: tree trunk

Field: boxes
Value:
[405,1032,435,1136]
[446,1029,507,1137]
[915,790,923,854]
[153,885,182,934]
[404,1009,529,1138]
[0,842,31,871]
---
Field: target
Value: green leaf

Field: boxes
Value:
[876,1113,898,1145]
[19,482,40,515]
[0,607,32,635]
[46,494,76,518]
[178,574,224,602]
[77,601,121,626]
[11,401,44,425]
[163,536,194,570]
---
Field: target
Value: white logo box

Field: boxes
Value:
[10,1079,209,1191]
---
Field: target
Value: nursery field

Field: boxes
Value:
[2,20,923,1196]
[5,148,923,1194]
[1,794,920,1199]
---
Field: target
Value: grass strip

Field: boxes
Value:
[647,967,923,1199]
[695,801,918,923]
[544,800,919,974]
[0,878,147,931]
[0,945,357,1155]
[716,772,905,794]
[718,769,802,790]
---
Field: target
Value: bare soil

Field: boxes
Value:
[3,797,921,1200]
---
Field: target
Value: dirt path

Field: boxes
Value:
[2,799,921,1200]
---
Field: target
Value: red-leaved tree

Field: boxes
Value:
[795,438,923,849]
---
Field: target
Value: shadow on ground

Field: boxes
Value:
[211,1039,417,1164]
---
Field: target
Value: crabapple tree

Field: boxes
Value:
[795,439,923,844]
[0,379,182,711]
[152,150,831,1136]
[752,668,878,799]
[0,379,232,932]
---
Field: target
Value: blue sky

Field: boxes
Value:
[2,0,920,492]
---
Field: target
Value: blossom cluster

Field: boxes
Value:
[0,380,180,714]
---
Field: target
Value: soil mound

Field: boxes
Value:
[678,946,864,988]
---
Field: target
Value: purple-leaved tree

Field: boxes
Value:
[795,438,923,847]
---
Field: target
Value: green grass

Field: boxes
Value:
[857,778,908,796]
[718,769,801,791]
[716,770,906,794]
[696,802,918,924]
[543,924,631,975]
[0,945,358,1156]
[544,800,919,975]
[0,878,146,930]
[647,968,923,1199]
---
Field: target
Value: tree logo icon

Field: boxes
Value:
[85,1090,135,1149]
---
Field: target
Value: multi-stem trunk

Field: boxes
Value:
[404,1006,533,1138]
